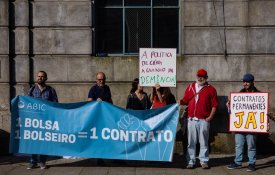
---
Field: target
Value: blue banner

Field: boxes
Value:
[10,96,180,161]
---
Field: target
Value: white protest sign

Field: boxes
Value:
[139,48,176,87]
[229,92,269,133]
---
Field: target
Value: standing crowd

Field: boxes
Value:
[25,69,275,171]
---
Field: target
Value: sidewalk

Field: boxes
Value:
[1,154,275,175]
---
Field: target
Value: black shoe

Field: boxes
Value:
[247,164,256,172]
[227,162,241,169]
[26,163,37,170]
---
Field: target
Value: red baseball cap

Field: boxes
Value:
[197,69,207,77]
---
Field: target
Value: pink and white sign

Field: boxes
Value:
[139,48,176,87]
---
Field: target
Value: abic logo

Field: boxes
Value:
[18,101,46,111]
[18,101,25,109]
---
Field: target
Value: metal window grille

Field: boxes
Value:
[94,0,179,55]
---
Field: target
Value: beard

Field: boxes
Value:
[244,85,252,90]
[37,79,45,85]
[97,82,105,87]
[197,79,206,86]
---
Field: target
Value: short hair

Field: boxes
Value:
[38,70,48,78]
[96,72,106,80]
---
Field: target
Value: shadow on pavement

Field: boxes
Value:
[256,159,275,170]
[0,155,61,165]
[46,154,236,169]
[48,154,186,169]
[1,153,275,170]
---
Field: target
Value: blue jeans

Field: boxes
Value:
[234,133,256,165]
[186,118,210,165]
[30,154,47,165]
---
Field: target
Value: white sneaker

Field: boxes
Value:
[40,163,47,169]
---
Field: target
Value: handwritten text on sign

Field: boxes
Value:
[229,92,269,133]
[139,48,176,87]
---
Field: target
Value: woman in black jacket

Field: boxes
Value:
[126,78,151,110]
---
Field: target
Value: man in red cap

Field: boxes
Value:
[179,69,218,169]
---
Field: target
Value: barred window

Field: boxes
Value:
[94,0,179,55]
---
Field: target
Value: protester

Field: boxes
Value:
[27,71,58,169]
[150,83,176,109]
[87,72,112,165]
[88,72,112,104]
[227,73,259,172]
[126,78,151,110]
[178,69,218,169]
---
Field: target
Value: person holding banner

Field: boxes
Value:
[178,69,218,169]
[27,71,58,169]
[88,72,112,104]
[126,78,151,110]
[87,72,112,165]
[227,73,259,172]
[150,83,176,109]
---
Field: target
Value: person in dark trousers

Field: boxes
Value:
[27,71,58,169]
[87,72,112,165]
[227,73,259,172]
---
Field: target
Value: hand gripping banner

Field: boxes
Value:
[10,96,180,161]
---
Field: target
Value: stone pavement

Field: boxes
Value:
[0,154,275,175]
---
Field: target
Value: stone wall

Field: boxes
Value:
[182,0,275,153]
[1,0,275,154]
